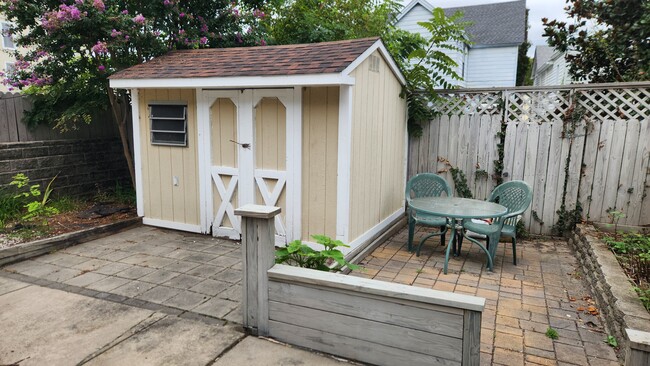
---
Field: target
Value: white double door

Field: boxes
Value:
[204,89,299,244]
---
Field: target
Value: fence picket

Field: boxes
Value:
[625,120,650,225]
[614,121,640,224]
[522,123,540,229]
[601,121,628,219]
[587,120,615,222]
[473,115,488,199]
[530,122,551,234]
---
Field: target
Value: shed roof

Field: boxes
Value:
[110,37,405,88]
[398,0,526,47]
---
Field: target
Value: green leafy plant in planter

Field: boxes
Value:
[275,235,360,272]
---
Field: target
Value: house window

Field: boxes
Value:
[149,103,188,146]
[2,22,15,50]
[5,62,15,76]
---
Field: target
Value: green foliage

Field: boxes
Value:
[605,335,618,348]
[275,235,360,271]
[9,174,59,223]
[542,0,650,82]
[515,220,528,239]
[95,181,136,206]
[267,0,398,45]
[551,202,583,236]
[545,327,559,340]
[0,187,23,230]
[449,167,473,199]
[604,233,650,311]
[606,209,626,235]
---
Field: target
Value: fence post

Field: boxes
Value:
[235,204,280,336]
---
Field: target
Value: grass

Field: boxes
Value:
[0,188,23,231]
[545,327,559,340]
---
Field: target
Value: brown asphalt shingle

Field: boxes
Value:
[110,37,380,80]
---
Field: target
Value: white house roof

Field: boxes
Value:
[398,0,527,47]
[110,38,406,89]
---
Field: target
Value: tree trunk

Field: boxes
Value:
[107,88,136,188]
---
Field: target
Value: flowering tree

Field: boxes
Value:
[0,0,269,185]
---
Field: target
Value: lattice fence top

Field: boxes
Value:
[432,84,650,123]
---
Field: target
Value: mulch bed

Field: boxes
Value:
[1,202,136,249]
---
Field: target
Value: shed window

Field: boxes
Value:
[150,104,187,146]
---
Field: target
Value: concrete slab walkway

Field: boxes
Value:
[351,225,623,366]
[0,227,350,366]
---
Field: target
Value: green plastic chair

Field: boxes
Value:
[405,173,452,255]
[462,180,532,265]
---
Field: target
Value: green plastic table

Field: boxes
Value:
[408,196,507,274]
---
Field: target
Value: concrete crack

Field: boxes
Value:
[75,312,167,365]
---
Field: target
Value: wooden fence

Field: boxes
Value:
[0,92,118,142]
[408,82,650,234]
[237,205,484,366]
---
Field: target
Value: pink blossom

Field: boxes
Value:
[93,0,105,12]
[199,36,208,45]
[253,9,265,19]
[259,38,266,46]
[163,0,171,5]
[121,9,129,15]
[98,65,105,71]
[132,14,145,24]
[179,12,185,18]
[91,41,108,55]
[110,29,122,38]
[232,8,239,17]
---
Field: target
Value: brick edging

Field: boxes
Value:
[568,224,650,352]
[0,217,142,267]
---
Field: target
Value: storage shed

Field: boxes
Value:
[109,37,408,256]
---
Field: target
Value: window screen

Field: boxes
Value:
[150,104,187,146]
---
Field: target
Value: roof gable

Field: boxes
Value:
[110,37,405,88]
[398,0,526,47]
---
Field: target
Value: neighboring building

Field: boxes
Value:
[532,45,573,86]
[396,0,527,88]
[0,15,16,91]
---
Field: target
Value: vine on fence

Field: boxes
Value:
[552,94,588,235]
[450,167,473,199]
[493,97,507,186]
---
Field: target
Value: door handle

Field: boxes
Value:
[229,140,251,149]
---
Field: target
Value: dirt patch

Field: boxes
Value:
[0,202,136,249]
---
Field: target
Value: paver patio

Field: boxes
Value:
[1,226,243,323]
[0,224,625,365]
[351,225,622,366]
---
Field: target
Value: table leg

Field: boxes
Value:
[443,225,456,275]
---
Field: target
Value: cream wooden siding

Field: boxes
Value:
[348,52,407,241]
[301,87,339,239]
[210,98,238,227]
[138,89,199,225]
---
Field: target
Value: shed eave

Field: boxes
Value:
[341,39,407,86]
[109,73,355,89]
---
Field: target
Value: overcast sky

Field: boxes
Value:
[403,0,571,57]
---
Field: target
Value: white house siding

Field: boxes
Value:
[534,56,572,86]
[465,46,519,88]
[396,4,466,88]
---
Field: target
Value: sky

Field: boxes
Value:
[403,0,571,57]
